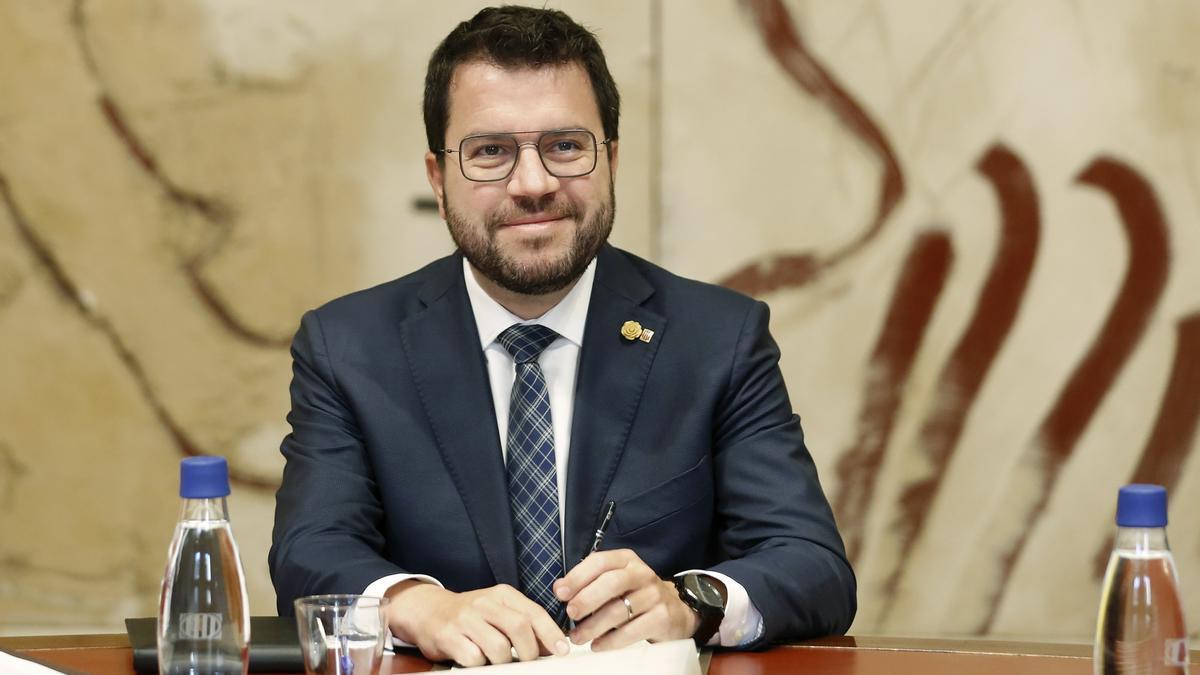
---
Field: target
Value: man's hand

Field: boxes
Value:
[386,581,570,666]
[553,549,700,650]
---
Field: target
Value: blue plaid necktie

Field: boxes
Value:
[497,324,567,627]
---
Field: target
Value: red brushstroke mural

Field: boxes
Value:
[973,157,1170,633]
[833,231,953,562]
[878,144,1040,623]
[1091,313,1200,577]
[724,0,904,296]
[733,1,1187,633]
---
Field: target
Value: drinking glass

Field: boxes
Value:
[294,595,390,675]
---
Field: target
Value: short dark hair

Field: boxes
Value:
[423,6,620,153]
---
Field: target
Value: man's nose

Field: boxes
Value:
[506,144,560,199]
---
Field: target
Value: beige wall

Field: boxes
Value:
[1,0,1198,643]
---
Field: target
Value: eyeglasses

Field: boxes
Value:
[436,129,611,182]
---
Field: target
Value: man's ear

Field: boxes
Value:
[607,139,619,179]
[425,151,447,219]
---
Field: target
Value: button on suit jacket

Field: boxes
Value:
[269,245,856,645]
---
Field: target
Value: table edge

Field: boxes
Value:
[0,633,1098,656]
[5,632,1197,663]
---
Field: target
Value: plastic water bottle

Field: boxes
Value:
[158,456,250,674]
[1094,484,1189,674]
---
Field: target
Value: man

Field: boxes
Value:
[270,6,855,667]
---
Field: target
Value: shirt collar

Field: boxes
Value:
[462,256,595,351]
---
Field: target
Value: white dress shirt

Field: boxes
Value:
[366,257,763,647]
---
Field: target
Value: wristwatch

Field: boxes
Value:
[674,573,725,646]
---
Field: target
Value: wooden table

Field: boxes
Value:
[4,633,1199,674]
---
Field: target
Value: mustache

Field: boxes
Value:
[486,197,581,231]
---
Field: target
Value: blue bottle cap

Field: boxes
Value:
[1116,483,1167,527]
[180,456,231,498]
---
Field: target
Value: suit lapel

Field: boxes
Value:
[399,255,519,587]
[564,246,665,564]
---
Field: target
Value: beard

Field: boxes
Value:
[445,184,615,296]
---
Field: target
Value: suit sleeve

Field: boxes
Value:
[708,300,857,645]
[268,309,407,615]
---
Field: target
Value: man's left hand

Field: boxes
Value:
[552,549,700,650]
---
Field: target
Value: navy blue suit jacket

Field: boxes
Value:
[269,245,856,645]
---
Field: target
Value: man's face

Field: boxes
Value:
[426,61,618,296]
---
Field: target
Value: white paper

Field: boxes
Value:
[452,638,700,674]
[0,651,66,674]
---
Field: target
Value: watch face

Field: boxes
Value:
[689,576,724,609]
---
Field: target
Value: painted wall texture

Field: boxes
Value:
[1,0,1198,643]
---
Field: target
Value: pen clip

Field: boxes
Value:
[583,500,617,562]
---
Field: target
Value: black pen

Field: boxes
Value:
[582,500,617,562]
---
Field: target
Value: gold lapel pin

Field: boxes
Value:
[620,320,654,343]
[620,320,642,341]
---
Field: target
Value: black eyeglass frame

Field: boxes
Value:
[435,128,613,183]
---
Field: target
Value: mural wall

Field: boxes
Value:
[1,0,1197,642]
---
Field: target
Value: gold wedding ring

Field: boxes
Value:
[622,596,634,622]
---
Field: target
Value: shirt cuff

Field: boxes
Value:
[675,569,764,647]
[363,573,444,649]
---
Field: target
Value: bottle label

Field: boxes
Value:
[1165,638,1188,666]
[178,612,223,640]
